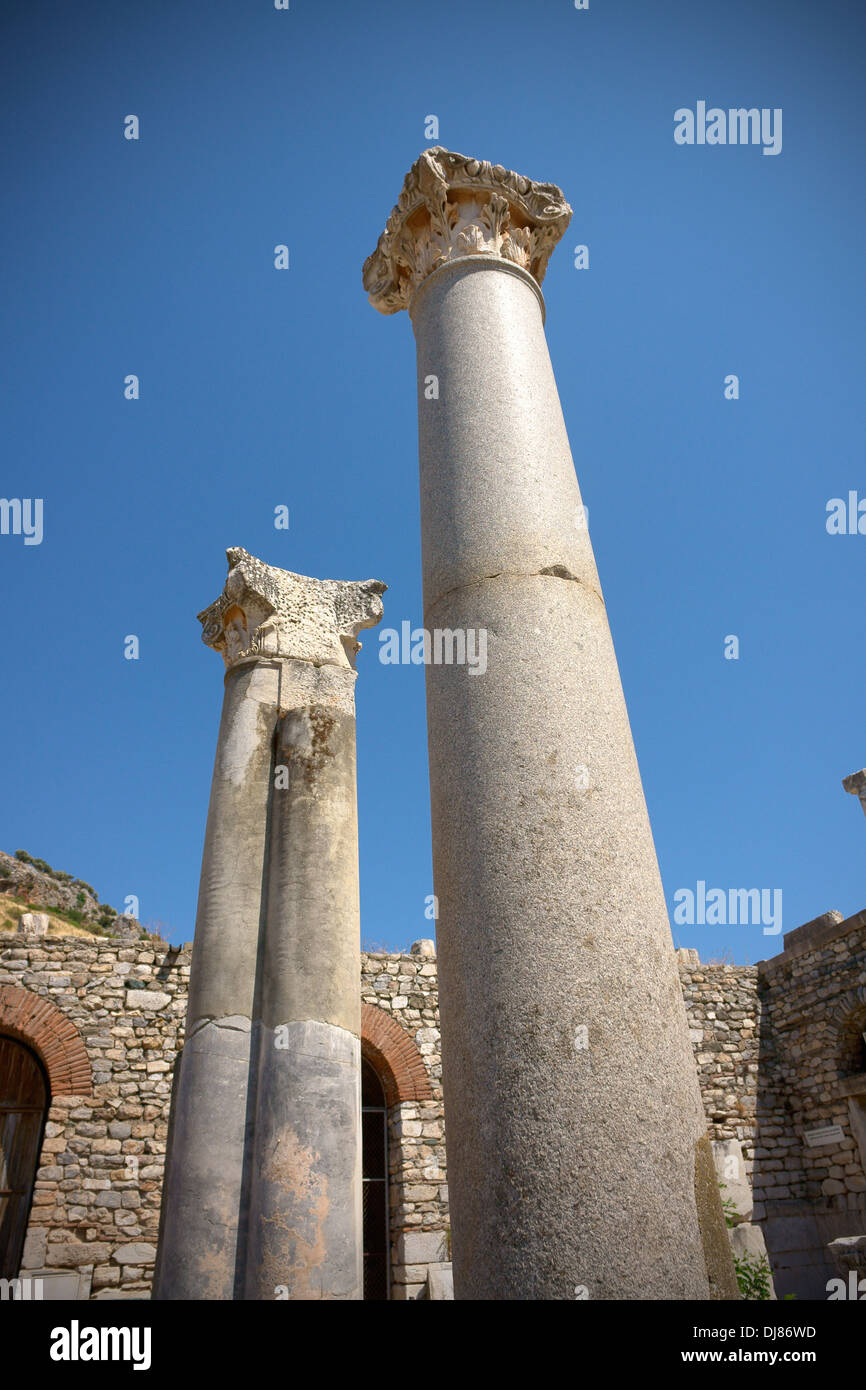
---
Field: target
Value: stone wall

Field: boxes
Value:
[677,908,866,1299]
[755,910,866,1298]
[0,933,189,1299]
[4,908,865,1300]
[361,944,449,1297]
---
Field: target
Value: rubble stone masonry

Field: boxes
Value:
[2,907,864,1299]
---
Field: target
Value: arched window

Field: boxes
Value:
[362,1057,389,1300]
[838,1000,866,1077]
[0,1036,49,1278]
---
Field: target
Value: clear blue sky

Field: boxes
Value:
[1,0,863,963]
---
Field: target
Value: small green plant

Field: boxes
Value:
[718,1180,739,1229]
[734,1253,773,1300]
[721,1198,739,1229]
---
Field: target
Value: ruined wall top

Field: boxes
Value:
[197,547,385,672]
[362,147,572,315]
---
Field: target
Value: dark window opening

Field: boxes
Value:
[362,1057,389,1300]
[0,1036,49,1278]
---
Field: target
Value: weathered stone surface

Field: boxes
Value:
[729,1224,776,1297]
[695,1134,741,1300]
[396,1229,448,1266]
[363,146,572,315]
[18,912,50,936]
[426,1262,454,1299]
[125,990,170,1012]
[21,1228,46,1269]
[366,148,731,1301]
[730,1222,770,1261]
[113,1242,156,1265]
[0,850,100,920]
[197,547,384,673]
[156,551,383,1302]
[712,1139,753,1223]
[46,1241,110,1268]
[106,915,142,942]
[7,852,864,1300]
[243,1022,362,1300]
[843,768,866,814]
[827,1233,866,1273]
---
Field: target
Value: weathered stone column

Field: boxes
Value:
[363,148,737,1300]
[154,548,384,1300]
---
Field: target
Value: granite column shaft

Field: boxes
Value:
[364,148,737,1300]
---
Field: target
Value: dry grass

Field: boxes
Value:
[0,894,103,940]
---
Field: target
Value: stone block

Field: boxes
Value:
[18,913,50,936]
[410,939,436,957]
[113,1242,156,1264]
[43,1242,110,1268]
[397,1229,449,1265]
[20,1229,47,1270]
[426,1262,454,1299]
[125,990,171,1012]
[711,1139,752,1222]
[729,1222,771,1266]
[24,1270,91,1299]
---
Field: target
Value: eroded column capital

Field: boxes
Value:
[197,547,386,671]
[362,146,572,315]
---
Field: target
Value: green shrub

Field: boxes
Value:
[734,1253,773,1300]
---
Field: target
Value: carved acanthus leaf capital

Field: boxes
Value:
[197,547,386,672]
[363,147,572,315]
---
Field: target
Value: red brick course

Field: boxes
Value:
[0,984,93,1096]
[361,1002,432,1106]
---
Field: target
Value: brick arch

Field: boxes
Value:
[0,985,92,1097]
[361,1003,432,1106]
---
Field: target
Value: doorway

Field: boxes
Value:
[0,1036,49,1278]
[362,1057,389,1299]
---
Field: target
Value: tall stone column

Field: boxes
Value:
[363,148,737,1300]
[154,548,384,1300]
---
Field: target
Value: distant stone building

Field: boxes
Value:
[1,907,864,1300]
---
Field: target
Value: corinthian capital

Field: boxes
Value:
[197,547,386,671]
[363,146,572,315]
